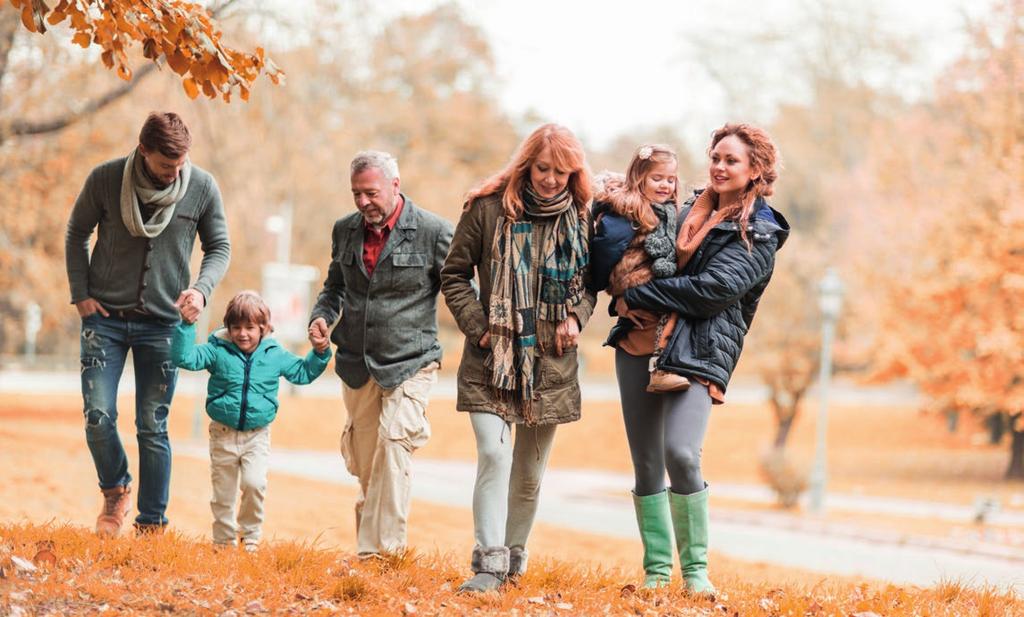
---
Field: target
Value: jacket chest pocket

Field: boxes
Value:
[390,252,427,290]
[339,250,364,278]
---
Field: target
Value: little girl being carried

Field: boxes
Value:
[171,290,331,550]
[590,144,689,393]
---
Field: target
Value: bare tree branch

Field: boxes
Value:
[5,62,160,140]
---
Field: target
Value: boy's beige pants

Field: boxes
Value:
[208,420,270,546]
[340,362,438,555]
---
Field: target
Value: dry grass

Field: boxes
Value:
[2,522,1021,616]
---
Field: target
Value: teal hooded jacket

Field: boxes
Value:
[171,322,330,431]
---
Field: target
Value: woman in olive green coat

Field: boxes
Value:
[441,124,596,592]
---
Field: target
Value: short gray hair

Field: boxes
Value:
[350,150,400,182]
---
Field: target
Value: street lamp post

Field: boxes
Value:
[808,267,844,515]
[265,201,293,266]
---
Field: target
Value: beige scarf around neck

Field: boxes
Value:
[120,147,192,238]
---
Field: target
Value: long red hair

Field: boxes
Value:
[465,123,592,219]
[707,123,780,246]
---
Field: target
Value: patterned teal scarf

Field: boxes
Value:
[488,185,588,423]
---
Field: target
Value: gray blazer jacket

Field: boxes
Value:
[309,196,454,389]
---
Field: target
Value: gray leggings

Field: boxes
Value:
[615,348,712,496]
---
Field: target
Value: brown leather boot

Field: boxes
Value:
[95,485,131,537]
[646,369,691,393]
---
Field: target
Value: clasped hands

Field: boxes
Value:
[307,318,331,354]
[478,315,580,356]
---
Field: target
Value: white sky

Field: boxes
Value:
[382,0,994,150]
[262,0,997,151]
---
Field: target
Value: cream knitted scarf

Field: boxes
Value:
[120,147,192,238]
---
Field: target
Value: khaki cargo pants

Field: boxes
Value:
[340,362,437,555]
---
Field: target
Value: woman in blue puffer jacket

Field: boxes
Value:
[172,290,330,550]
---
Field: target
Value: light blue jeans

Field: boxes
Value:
[80,313,178,526]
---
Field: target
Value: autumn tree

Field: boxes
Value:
[857,0,1024,479]
[0,2,521,356]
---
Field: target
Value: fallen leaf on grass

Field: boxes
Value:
[403,602,418,614]
[620,584,637,598]
[554,602,574,610]
[245,599,265,613]
[527,596,545,604]
[33,548,57,568]
[11,556,37,573]
[758,597,777,611]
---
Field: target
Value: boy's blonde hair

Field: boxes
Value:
[223,290,272,335]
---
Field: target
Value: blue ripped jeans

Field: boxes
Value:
[80,313,178,526]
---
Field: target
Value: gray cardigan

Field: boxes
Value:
[309,196,454,389]
[65,157,231,322]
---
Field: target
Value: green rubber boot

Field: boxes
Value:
[669,485,716,595]
[632,491,673,588]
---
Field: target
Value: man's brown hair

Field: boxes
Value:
[139,112,192,158]
[223,291,272,334]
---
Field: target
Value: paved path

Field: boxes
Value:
[0,368,919,406]
[173,443,1024,593]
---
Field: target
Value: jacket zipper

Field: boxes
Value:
[237,354,253,430]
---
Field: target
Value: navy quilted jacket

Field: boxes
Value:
[616,193,790,391]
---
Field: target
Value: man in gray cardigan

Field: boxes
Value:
[308,150,453,557]
[65,112,231,535]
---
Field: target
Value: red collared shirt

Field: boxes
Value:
[362,197,405,277]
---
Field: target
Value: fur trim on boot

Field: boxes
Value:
[508,546,529,578]
[470,545,509,576]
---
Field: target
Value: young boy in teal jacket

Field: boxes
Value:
[172,290,330,550]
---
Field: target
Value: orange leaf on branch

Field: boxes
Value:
[10,0,285,102]
[182,77,199,100]
[71,31,92,48]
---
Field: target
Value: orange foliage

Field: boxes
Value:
[858,1,1024,417]
[7,0,283,101]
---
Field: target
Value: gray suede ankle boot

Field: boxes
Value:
[458,546,509,593]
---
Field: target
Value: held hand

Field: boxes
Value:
[478,331,491,349]
[313,339,330,354]
[308,318,329,347]
[75,298,109,318]
[554,315,580,357]
[175,289,205,324]
[615,296,644,329]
